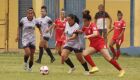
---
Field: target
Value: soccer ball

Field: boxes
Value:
[40,66,49,75]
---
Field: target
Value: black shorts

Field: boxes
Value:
[43,36,49,41]
[23,43,36,49]
[63,46,83,53]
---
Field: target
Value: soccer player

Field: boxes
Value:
[109,10,126,60]
[16,7,41,71]
[94,4,112,43]
[53,9,67,55]
[61,14,90,75]
[35,6,55,64]
[76,11,125,77]
[82,9,99,73]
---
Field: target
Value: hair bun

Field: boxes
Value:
[83,9,90,16]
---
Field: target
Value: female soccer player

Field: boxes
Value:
[16,7,41,71]
[77,11,125,77]
[61,14,90,75]
[54,9,67,55]
[109,10,126,60]
[35,6,55,64]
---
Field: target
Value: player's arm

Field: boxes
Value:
[106,12,112,29]
[15,22,23,42]
[36,23,42,36]
[67,32,78,41]
[75,30,83,34]
[84,31,98,39]
[107,27,114,36]
[45,20,54,33]
[117,28,125,40]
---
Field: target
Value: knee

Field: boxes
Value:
[82,50,89,56]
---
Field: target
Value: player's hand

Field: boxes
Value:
[84,35,90,39]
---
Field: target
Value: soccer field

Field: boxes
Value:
[0,53,140,80]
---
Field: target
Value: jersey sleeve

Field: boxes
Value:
[47,17,53,25]
[35,19,41,28]
[19,18,24,27]
[122,21,126,28]
[105,12,110,18]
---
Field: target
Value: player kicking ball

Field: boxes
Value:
[76,10,125,77]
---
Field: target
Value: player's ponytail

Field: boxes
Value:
[82,9,92,21]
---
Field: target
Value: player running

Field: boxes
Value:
[53,9,67,55]
[35,6,55,64]
[109,10,126,60]
[76,11,125,77]
[61,14,90,75]
[16,7,41,71]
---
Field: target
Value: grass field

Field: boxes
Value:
[0,52,140,80]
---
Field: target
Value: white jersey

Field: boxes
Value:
[96,18,107,29]
[20,17,38,47]
[64,22,82,49]
[37,16,52,38]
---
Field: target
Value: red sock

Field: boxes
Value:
[116,50,121,59]
[109,59,122,71]
[110,46,117,58]
[84,55,96,67]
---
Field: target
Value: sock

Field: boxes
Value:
[29,61,33,68]
[65,58,74,68]
[84,55,96,67]
[24,55,29,63]
[110,46,117,58]
[116,50,121,59]
[109,59,122,71]
[38,47,44,61]
[45,48,54,59]
[82,62,89,71]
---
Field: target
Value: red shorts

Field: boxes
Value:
[90,38,107,52]
[55,40,65,47]
[112,38,124,45]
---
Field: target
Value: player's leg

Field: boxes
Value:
[35,39,44,63]
[109,39,117,59]
[23,46,31,70]
[74,50,89,75]
[43,37,55,63]
[115,39,122,60]
[61,47,75,73]
[55,41,62,56]
[103,29,108,43]
[83,47,99,73]
[100,49,125,77]
[28,44,35,71]
[98,29,103,36]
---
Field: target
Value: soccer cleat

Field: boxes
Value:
[68,67,76,74]
[89,67,99,73]
[50,58,55,63]
[35,59,41,64]
[118,70,125,77]
[27,68,32,72]
[24,63,28,70]
[84,71,90,76]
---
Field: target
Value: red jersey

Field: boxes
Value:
[55,18,67,41]
[82,23,104,46]
[113,19,126,40]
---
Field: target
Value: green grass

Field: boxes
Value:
[0,53,140,80]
